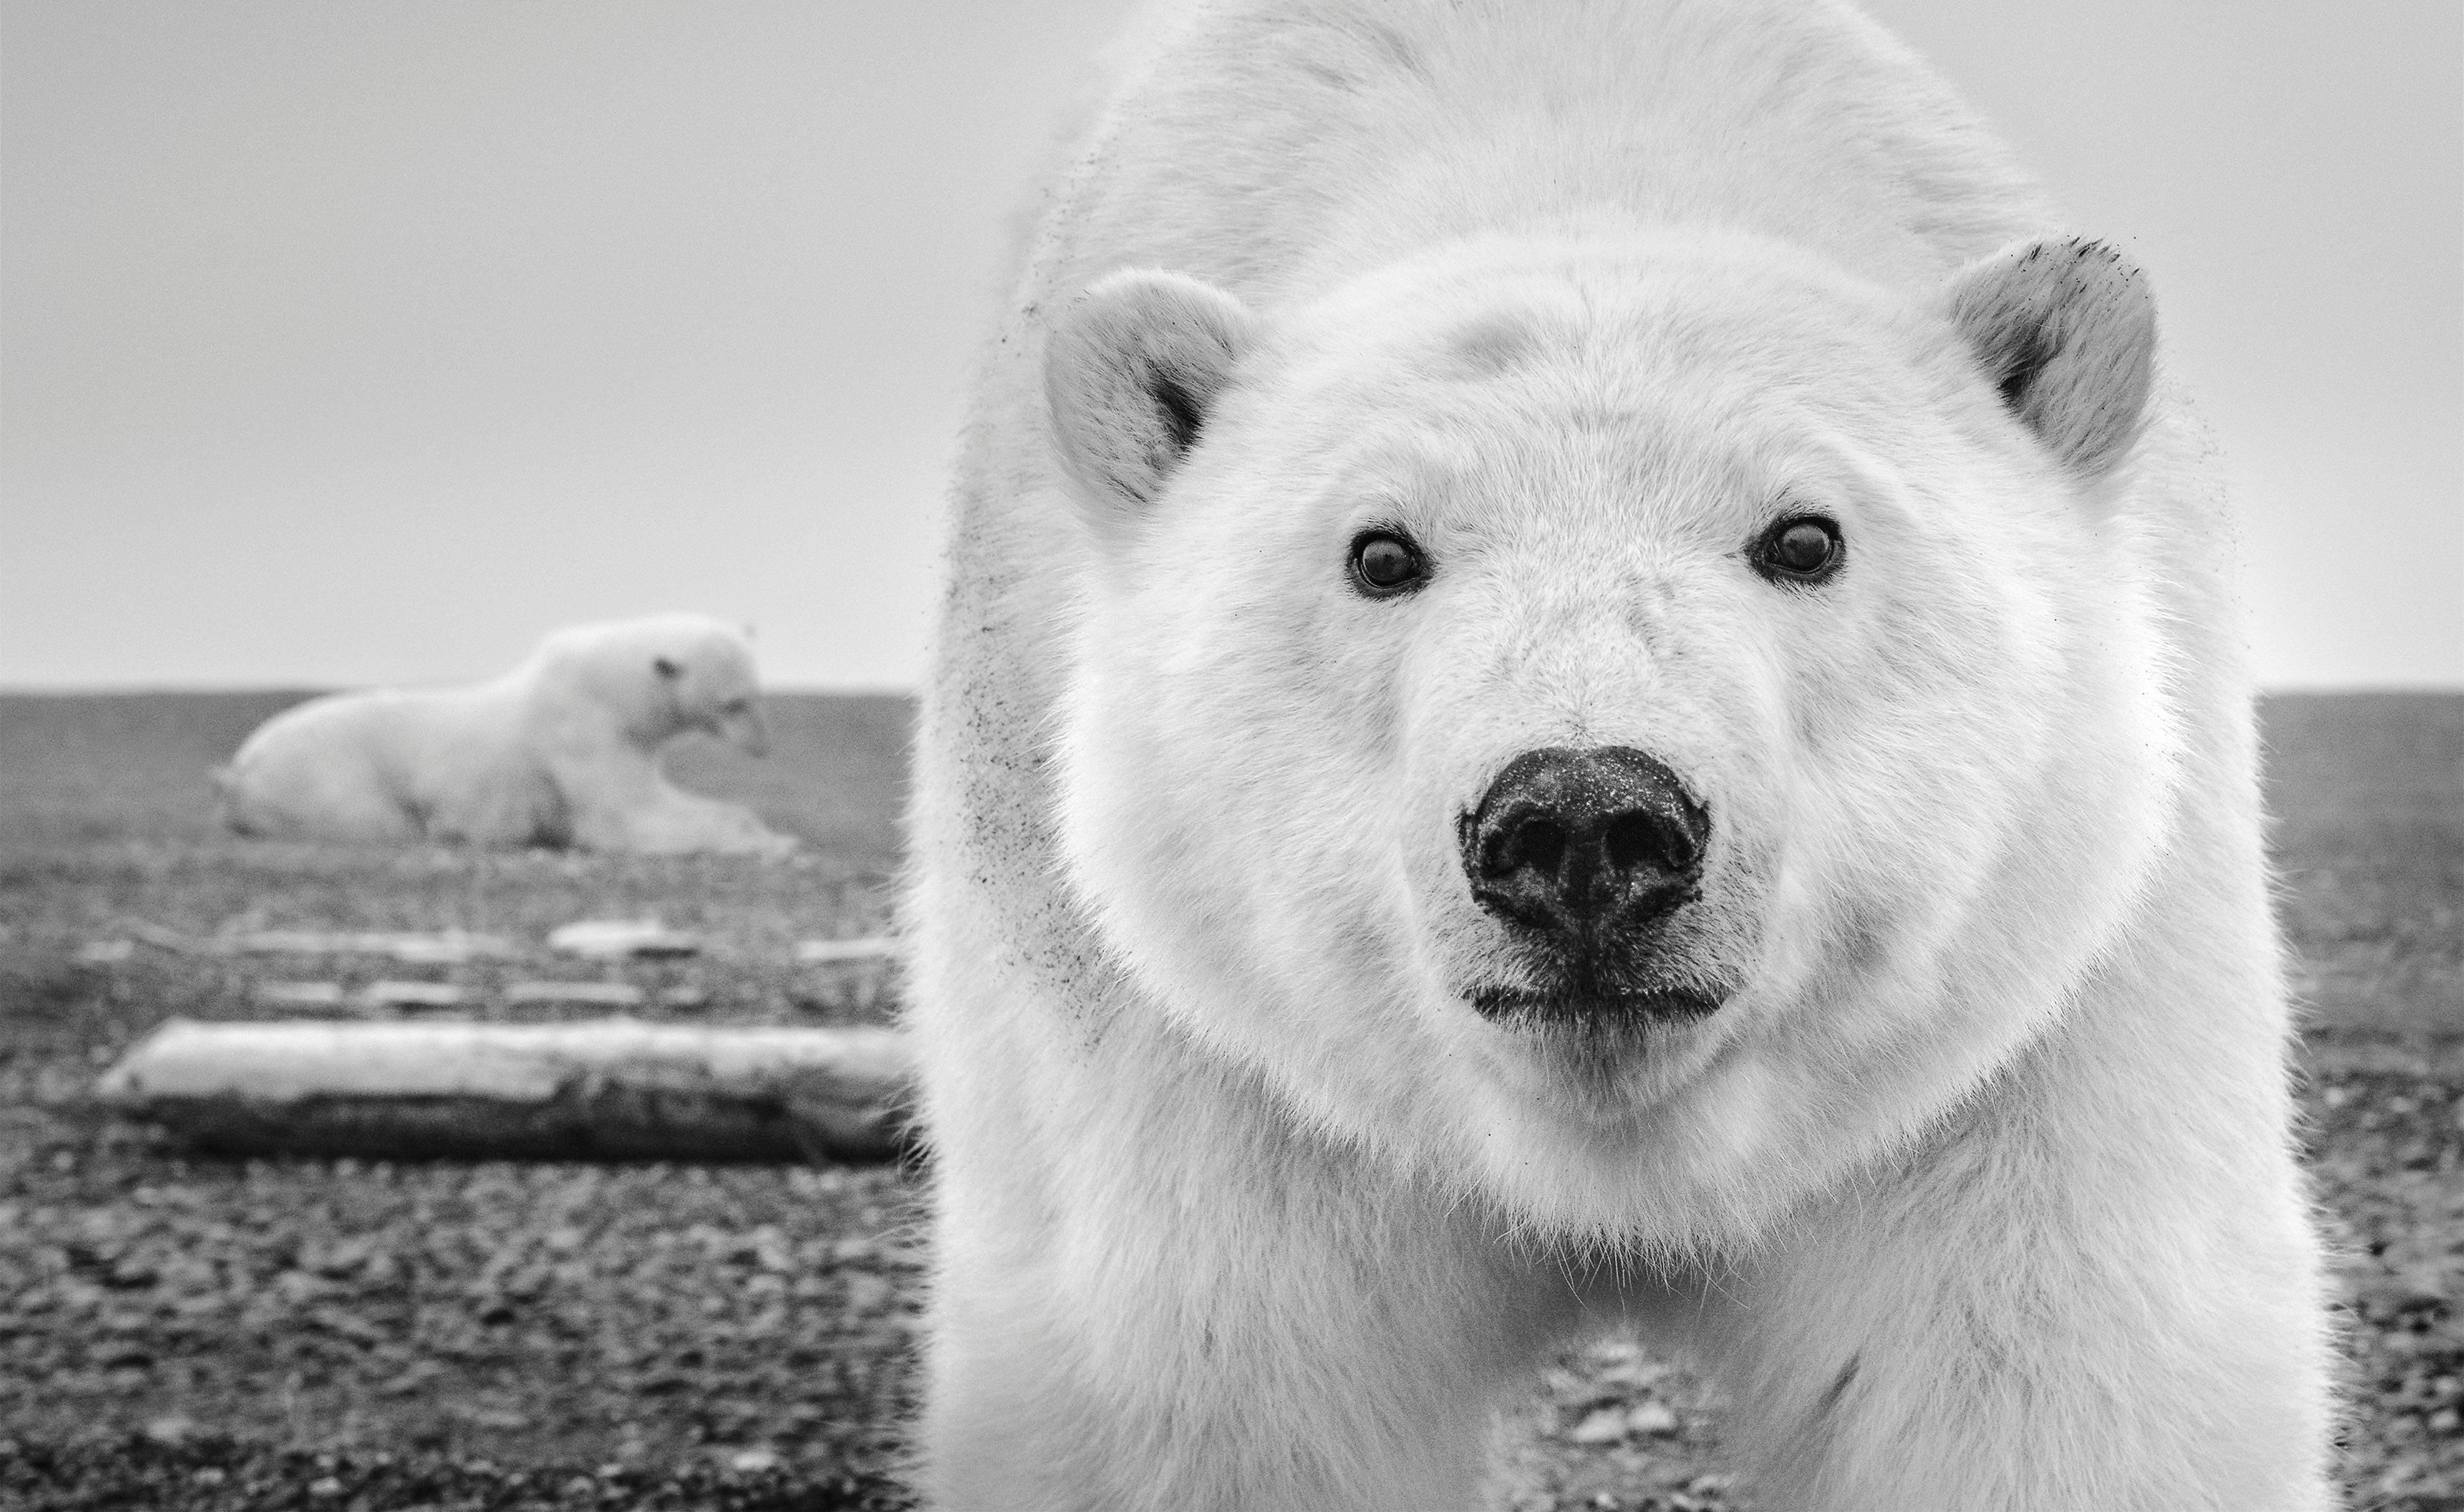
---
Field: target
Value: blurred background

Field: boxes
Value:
[4,0,2458,692]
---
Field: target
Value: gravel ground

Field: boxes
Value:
[1,692,2457,1510]
[9,1030,2459,1511]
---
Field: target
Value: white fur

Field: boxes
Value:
[909,2,2333,1507]
[219,613,796,856]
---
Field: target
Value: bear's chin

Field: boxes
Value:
[1455,983,1745,1130]
[1465,985,1728,1028]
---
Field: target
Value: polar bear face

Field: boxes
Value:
[534,614,771,755]
[1045,231,2178,1246]
[650,637,770,755]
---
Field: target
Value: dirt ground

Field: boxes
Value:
[1,691,2457,1510]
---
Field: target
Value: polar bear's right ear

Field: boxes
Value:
[1944,237,2156,483]
[1045,269,1261,528]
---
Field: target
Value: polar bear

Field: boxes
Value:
[219,613,796,855]
[906,2,2333,1508]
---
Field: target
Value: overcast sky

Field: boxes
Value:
[4,0,2457,691]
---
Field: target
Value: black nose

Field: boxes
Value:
[1460,747,1709,938]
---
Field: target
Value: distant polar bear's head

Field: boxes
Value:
[1043,231,2181,1248]
[531,613,772,755]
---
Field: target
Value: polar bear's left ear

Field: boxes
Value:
[1045,269,1261,530]
[1944,237,2156,483]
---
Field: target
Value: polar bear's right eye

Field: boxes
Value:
[1348,530,1429,597]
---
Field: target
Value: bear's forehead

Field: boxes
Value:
[1260,334,1888,512]
[1324,421,1845,547]
[1237,258,1945,510]
[1280,235,1924,398]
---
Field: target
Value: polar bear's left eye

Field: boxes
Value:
[1348,530,1429,597]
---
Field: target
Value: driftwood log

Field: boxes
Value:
[95,1018,913,1162]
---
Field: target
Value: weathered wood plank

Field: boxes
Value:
[96,1018,913,1162]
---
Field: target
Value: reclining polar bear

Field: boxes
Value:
[219,613,795,855]
[906,0,2333,1508]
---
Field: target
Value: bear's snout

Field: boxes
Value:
[1462,746,1708,931]
[1458,747,1714,1020]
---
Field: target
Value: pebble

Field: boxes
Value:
[1567,1406,1631,1445]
